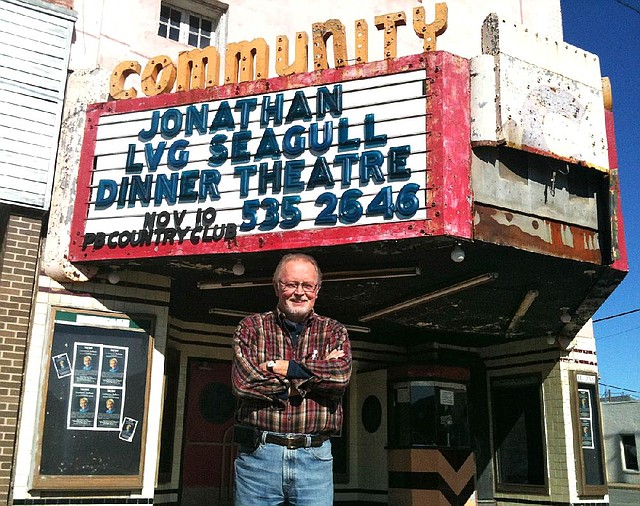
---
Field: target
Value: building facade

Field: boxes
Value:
[0,0,75,504]
[3,0,629,505]
[601,398,640,506]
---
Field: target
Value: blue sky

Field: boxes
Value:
[561,0,640,396]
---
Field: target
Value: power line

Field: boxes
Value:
[593,307,640,323]
[599,381,640,397]
[595,325,640,344]
[614,0,640,15]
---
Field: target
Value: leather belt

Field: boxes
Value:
[262,432,327,449]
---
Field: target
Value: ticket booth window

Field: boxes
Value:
[388,381,469,448]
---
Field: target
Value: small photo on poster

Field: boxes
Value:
[52,353,71,379]
[97,388,123,429]
[101,347,127,387]
[69,386,97,429]
[119,417,138,442]
[73,344,101,385]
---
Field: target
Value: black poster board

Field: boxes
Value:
[33,309,153,490]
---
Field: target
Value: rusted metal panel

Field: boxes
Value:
[474,203,602,264]
[497,53,608,169]
[471,147,601,230]
[471,14,609,171]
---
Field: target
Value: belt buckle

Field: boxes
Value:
[285,434,297,449]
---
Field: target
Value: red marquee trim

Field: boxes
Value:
[69,52,472,262]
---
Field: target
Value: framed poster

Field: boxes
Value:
[570,371,607,497]
[33,308,153,490]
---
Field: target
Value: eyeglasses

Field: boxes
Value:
[278,281,318,294]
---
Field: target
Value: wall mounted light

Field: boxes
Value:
[107,270,120,284]
[450,243,465,263]
[232,259,245,276]
[560,307,572,324]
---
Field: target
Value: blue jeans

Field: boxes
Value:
[234,436,334,506]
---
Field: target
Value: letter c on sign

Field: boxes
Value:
[110,61,141,100]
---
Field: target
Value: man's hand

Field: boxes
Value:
[259,359,288,376]
[325,348,345,360]
[260,348,343,377]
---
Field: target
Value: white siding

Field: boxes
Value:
[0,0,75,209]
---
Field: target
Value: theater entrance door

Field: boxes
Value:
[180,358,236,506]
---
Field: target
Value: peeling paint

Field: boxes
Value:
[43,68,112,283]
[474,204,601,263]
[471,15,609,171]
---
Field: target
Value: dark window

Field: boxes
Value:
[388,381,469,449]
[158,4,181,42]
[158,348,180,483]
[158,2,220,49]
[492,376,546,488]
[621,434,639,471]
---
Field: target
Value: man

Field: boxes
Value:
[78,397,89,413]
[232,253,351,506]
[82,355,93,371]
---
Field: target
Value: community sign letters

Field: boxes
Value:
[69,54,471,262]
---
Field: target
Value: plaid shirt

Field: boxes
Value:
[232,309,351,436]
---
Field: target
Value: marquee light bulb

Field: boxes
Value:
[451,243,465,263]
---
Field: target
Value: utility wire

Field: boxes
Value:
[593,308,640,323]
[595,325,640,344]
[614,0,640,15]
[599,381,640,397]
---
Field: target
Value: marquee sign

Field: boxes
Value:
[69,52,472,262]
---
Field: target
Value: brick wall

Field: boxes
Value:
[0,211,42,505]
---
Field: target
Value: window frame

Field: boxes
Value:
[490,374,548,494]
[569,371,608,497]
[620,433,639,473]
[157,0,227,50]
[32,308,154,490]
